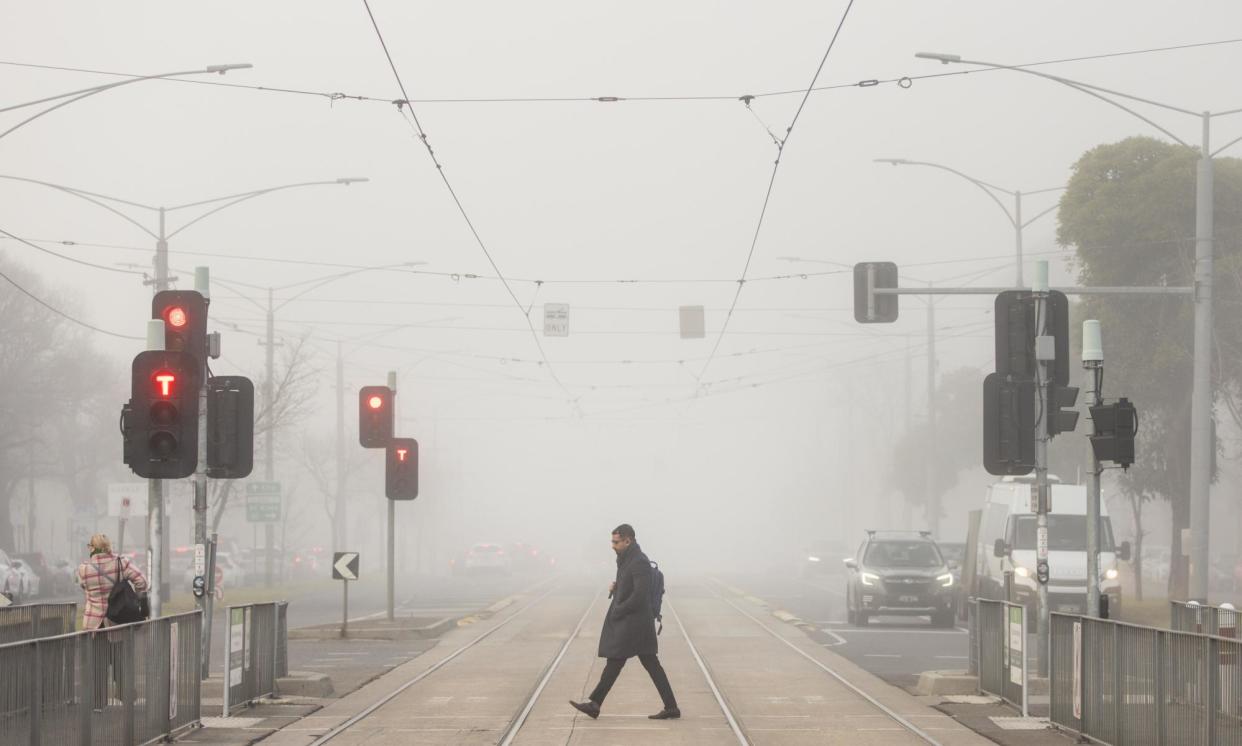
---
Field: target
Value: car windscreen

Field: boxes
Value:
[863,541,943,568]
[1010,515,1115,551]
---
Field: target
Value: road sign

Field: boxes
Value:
[853,262,899,323]
[245,481,281,522]
[333,552,360,581]
[543,303,569,337]
[108,483,150,518]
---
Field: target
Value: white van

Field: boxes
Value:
[974,475,1130,617]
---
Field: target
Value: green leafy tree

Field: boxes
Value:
[1056,135,1242,597]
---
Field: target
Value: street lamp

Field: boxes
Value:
[873,158,1064,287]
[0,174,369,290]
[0,64,252,142]
[914,50,1242,603]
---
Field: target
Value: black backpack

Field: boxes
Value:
[106,557,148,625]
[649,560,665,635]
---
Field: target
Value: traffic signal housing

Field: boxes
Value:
[386,437,418,500]
[1090,398,1137,468]
[983,372,1036,476]
[153,290,208,365]
[359,385,394,448]
[853,262,899,323]
[206,375,255,479]
[122,350,201,479]
[1047,383,1081,437]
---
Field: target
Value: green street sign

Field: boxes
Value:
[245,481,281,522]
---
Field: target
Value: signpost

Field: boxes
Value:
[333,551,360,638]
[246,481,281,522]
[543,303,569,337]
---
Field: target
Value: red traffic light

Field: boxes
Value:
[359,385,394,448]
[368,395,384,410]
[165,306,188,328]
[153,371,177,397]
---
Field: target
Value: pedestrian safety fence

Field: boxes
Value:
[974,598,1029,716]
[222,601,288,717]
[0,603,77,645]
[0,611,202,746]
[1171,600,1240,638]
[1050,613,1242,745]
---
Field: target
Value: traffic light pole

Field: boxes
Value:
[1085,351,1104,618]
[387,370,397,621]
[924,286,938,538]
[1032,266,1052,678]
[193,268,214,679]
[264,289,276,588]
[144,320,166,619]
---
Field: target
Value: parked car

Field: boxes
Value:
[0,548,22,603]
[844,530,957,627]
[14,553,54,596]
[9,558,40,598]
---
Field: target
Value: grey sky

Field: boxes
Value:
[3,1,1241,558]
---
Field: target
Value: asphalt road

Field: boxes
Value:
[724,569,970,691]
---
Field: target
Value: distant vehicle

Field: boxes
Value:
[803,540,846,578]
[507,542,556,574]
[50,558,78,595]
[0,548,23,603]
[457,544,511,575]
[14,553,54,595]
[975,475,1129,619]
[844,530,956,628]
[10,558,41,598]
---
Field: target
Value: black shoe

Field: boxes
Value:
[649,707,681,720]
[569,700,600,719]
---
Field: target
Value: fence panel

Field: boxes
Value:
[223,601,288,717]
[1051,614,1242,746]
[0,603,77,645]
[0,611,202,746]
[976,599,1027,714]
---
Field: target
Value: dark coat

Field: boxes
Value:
[598,542,658,659]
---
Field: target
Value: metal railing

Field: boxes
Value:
[223,601,288,717]
[1171,600,1240,637]
[975,598,1029,715]
[0,611,202,746]
[0,603,78,645]
[1050,613,1242,745]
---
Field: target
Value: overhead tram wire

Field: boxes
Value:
[3,36,1240,106]
[695,0,858,384]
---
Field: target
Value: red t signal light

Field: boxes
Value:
[358,385,394,448]
[122,350,200,478]
[386,438,418,500]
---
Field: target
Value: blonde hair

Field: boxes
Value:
[88,534,113,554]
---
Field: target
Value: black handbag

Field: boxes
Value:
[106,557,149,625]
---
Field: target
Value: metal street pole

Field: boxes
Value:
[1032,261,1052,677]
[336,343,347,553]
[387,370,397,621]
[192,268,212,679]
[1189,112,1214,602]
[144,320,165,618]
[925,287,938,537]
[1013,191,1024,288]
[1083,320,1104,617]
[264,288,277,588]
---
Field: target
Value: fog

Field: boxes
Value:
[3,2,1242,594]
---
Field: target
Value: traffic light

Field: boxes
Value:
[853,262,899,323]
[1047,383,1080,437]
[386,437,418,500]
[358,385,394,448]
[206,376,254,479]
[994,290,1070,385]
[122,350,201,479]
[983,372,1036,476]
[152,290,208,366]
[1090,398,1137,468]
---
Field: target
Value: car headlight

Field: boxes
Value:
[1014,566,1031,578]
[937,573,954,587]
[861,572,880,586]
[1104,568,1119,580]
[806,556,821,563]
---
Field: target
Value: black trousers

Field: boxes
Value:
[588,654,677,709]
